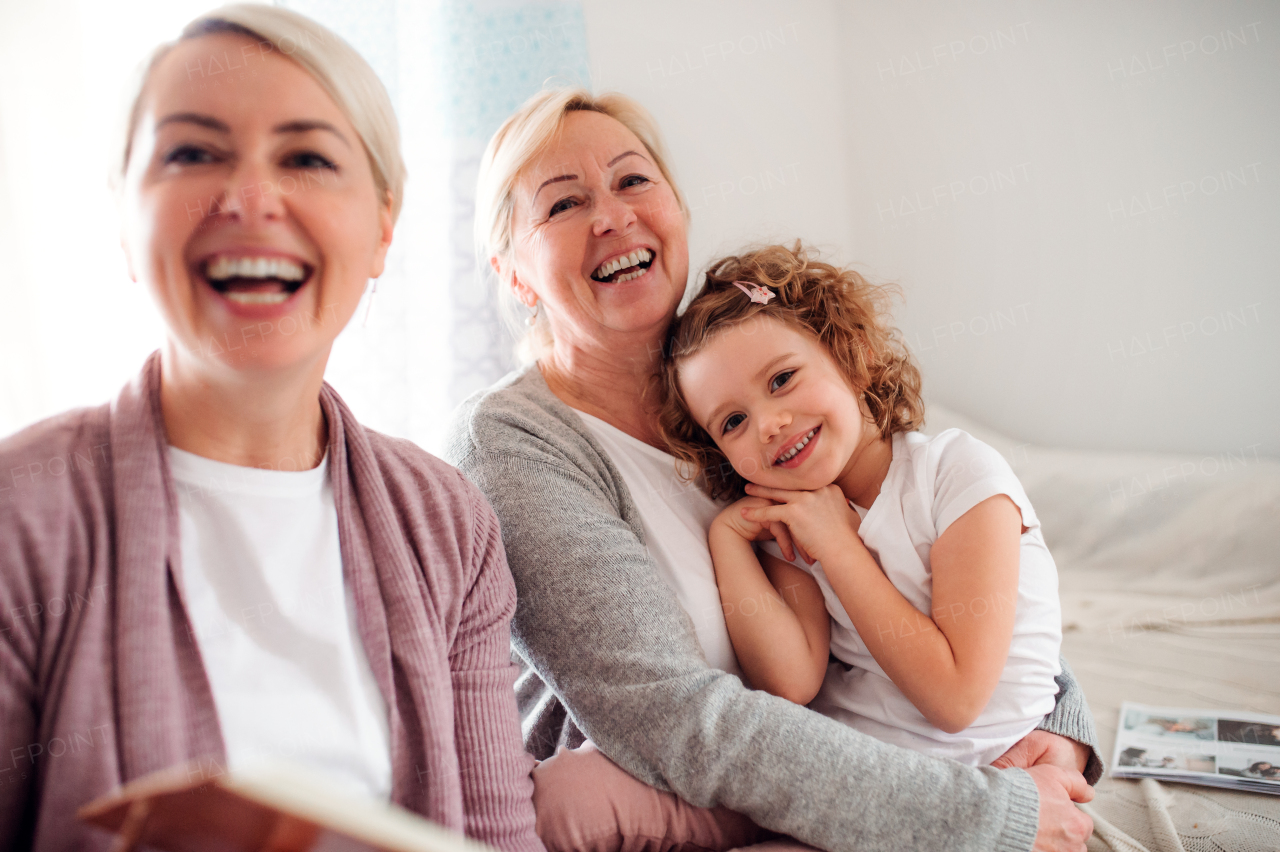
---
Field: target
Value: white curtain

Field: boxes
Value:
[0,0,588,455]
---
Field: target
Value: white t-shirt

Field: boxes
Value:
[763,429,1062,765]
[168,447,393,800]
[575,411,743,676]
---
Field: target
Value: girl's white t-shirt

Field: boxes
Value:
[575,411,743,676]
[167,446,392,800]
[763,428,1062,765]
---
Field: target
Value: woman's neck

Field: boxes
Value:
[158,341,329,470]
[540,332,666,447]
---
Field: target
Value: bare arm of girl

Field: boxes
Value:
[740,484,1021,735]
[709,497,831,705]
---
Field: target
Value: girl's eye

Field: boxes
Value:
[284,151,337,170]
[722,413,746,434]
[770,370,795,392]
[163,145,216,166]
[620,174,651,189]
[548,196,579,216]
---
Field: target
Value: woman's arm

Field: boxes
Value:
[742,485,1023,735]
[452,439,1043,852]
[708,501,830,705]
[1034,657,1105,784]
[0,495,39,846]
[448,489,544,852]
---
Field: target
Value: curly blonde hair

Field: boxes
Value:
[657,242,924,501]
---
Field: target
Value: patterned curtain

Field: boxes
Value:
[289,0,588,454]
[0,0,587,452]
[436,0,591,405]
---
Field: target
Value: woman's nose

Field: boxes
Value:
[591,191,637,236]
[217,158,287,225]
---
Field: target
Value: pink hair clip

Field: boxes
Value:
[732,280,775,305]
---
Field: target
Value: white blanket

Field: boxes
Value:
[925,404,1280,852]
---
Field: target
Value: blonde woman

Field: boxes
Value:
[0,7,540,850]
[446,88,1100,852]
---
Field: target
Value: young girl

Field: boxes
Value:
[658,242,1062,766]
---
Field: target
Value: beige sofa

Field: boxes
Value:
[924,404,1280,852]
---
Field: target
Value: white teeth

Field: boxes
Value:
[593,248,653,280]
[206,255,307,282]
[776,429,817,464]
[224,290,290,305]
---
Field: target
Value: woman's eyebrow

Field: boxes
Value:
[533,173,578,202]
[273,119,352,149]
[608,150,647,167]
[531,151,651,203]
[156,112,229,132]
[153,114,350,149]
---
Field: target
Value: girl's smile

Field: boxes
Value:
[677,315,881,496]
[773,425,820,468]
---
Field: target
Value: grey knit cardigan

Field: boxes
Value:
[445,364,1102,852]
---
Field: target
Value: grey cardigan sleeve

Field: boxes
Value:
[452,443,1042,852]
[1040,656,1104,783]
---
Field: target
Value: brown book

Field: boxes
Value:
[78,760,495,852]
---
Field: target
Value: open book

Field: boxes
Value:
[1111,702,1280,796]
[78,759,498,852]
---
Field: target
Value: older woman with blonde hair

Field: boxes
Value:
[0,6,540,850]
[446,87,1101,852]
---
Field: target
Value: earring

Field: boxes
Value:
[525,300,539,327]
[362,277,379,328]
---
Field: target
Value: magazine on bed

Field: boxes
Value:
[78,758,494,852]
[1111,702,1280,795]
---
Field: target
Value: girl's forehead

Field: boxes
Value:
[683,316,803,380]
[710,313,817,351]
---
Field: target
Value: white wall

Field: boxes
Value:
[581,0,851,302]
[583,0,1279,458]
[0,0,204,437]
[0,0,450,450]
[6,0,1272,458]
[838,0,1278,457]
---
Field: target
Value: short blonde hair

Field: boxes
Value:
[115,4,405,222]
[475,87,688,360]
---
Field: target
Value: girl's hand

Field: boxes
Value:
[714,496,803,563]
[740,483,862,566]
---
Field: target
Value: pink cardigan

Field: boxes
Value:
[0,354,543,852]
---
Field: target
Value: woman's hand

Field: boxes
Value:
[1010,734,1095,852]
[739,483,861,566]
[1026,765,1095,851]
[713,496,805,563]
[993,730,1092,776]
